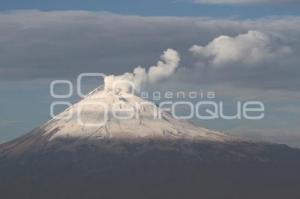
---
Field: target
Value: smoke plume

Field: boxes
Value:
[104,49,180,93]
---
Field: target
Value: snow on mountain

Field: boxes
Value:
[2,79,300,199]
[42,85,231,142]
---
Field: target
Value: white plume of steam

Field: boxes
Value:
[104,49,180,93]
[147,48,180,83]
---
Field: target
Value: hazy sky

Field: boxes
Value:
[0,1,299,147]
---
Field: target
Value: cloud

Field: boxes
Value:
[189,30,292,67]
[147,49,180,83]
[229,126,300,148]
[0,11,299,147]
[0,120,23,127]
[0,10,300,91]
[274,106,300,114]
[193,0,299,4]
[104,49,180,92]
[181,29,300,91]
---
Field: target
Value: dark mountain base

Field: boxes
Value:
[1,140,300,199]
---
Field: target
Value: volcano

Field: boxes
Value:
[1,84,300,199]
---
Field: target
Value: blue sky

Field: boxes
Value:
[0,1,299,146]
[1,0,300,18]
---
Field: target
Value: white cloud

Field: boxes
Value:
[0,10,299,90]
[147,49,180,83]
[189,30,292,67]
[104,49,180,93]
[0,11,299,147]
[193,0,298,4]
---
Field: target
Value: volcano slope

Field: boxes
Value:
[0,88,300,199]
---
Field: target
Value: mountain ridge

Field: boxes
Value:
[1,85,300,199]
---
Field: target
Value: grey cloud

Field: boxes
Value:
[190,31,292,67]
[0,10,300,91]
[229,127,300,148]
[186,30,300,90]
[0,10,209,80]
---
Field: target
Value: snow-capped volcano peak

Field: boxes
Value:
[40,84,231,142]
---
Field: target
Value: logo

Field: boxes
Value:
[50,73,265,127]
